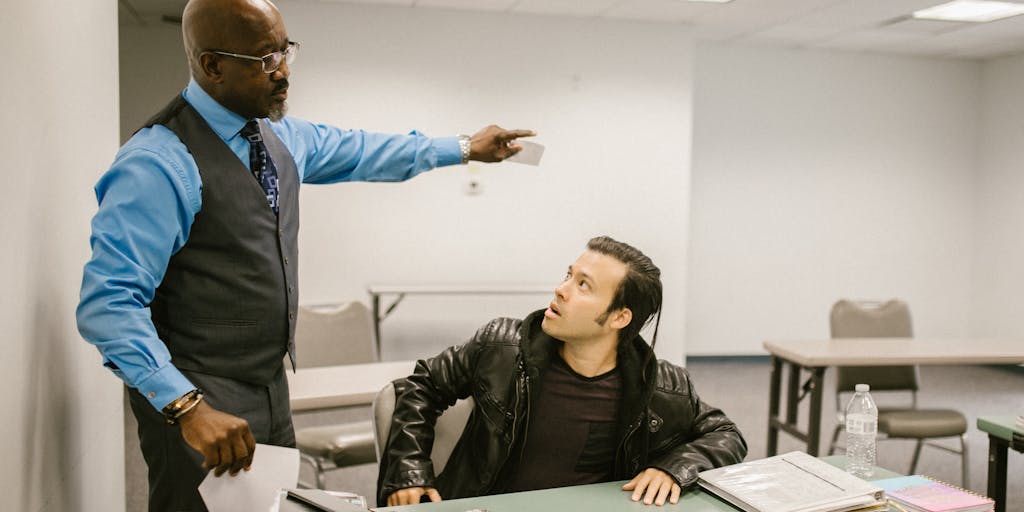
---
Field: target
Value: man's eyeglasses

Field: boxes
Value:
[207,41,300,74]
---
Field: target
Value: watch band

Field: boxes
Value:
[457,134,471,165]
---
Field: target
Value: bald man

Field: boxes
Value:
[76,0,533,509]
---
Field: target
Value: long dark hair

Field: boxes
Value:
[586,236,663,348]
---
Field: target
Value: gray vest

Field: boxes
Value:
[143,95,299,385]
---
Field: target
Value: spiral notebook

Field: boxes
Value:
[873,475,993,512]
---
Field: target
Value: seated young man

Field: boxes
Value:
[377,236,747,507]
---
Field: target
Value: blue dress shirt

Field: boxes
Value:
[77,80,460,410]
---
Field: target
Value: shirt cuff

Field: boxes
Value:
[135,364,196,411]
[433,136,462,167]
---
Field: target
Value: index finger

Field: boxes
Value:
[631,473,653,501]
[499,129,536,141]
[242,428,256,470]
[650,480,671,506]
[228,435,249,475]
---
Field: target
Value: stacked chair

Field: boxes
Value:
[293,301,379,489]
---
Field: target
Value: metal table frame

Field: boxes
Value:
[367,284,551,357]
[977,416,1023,512]
[763,338,1024,457]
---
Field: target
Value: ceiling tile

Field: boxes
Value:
[857,36,965,57]
[743,24,844,45]
[120,0,1024,59]
[813,29,928,51]
[601,0,721,23]
[512,0,623,17]
[417,0,516,11]
[881,17,969,34]
[781,0,944,31]
[687,0,839,41]
[317,0,415,5]
[940,11,1024,38]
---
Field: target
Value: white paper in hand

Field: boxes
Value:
[198,444,300,512]
[506,140,544,166]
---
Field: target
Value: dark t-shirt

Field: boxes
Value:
[496,355,622,493]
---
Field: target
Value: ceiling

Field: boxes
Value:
[120,0,1024,59]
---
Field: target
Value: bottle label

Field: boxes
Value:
[846,413,877,435]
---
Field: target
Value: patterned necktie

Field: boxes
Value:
[240,120,280,215]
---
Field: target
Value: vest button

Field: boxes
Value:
[288,313,295,321]
[284,257,289,265]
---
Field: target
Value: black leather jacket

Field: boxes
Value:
[377,310,747,504]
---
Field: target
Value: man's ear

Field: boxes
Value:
[198,53,225,84]
[608,308,632,331]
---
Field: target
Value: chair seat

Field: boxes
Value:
[296,421,377,466]
[878,409,967,438]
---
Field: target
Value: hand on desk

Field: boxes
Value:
[179,400,256,477]
[623,468,681,506]
[387,486,442,506]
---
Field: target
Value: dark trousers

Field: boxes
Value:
[128,365,296,512]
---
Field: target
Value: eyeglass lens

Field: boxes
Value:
[262,44,298,73]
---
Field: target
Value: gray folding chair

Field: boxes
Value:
[293,301,379,489]
[826,299,969,487]
[372,382,474,477]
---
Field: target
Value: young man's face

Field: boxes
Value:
[541,250,629,343]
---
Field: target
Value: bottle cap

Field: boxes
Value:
[855,383,870,392]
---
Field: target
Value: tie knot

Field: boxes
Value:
[241,120,262,143]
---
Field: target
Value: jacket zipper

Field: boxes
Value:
[488,358,529,490]
[516,361,530,466]
[615,412,644,474]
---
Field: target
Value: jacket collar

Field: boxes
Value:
[518,308,658,428]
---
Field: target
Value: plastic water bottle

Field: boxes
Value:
[844,383,878,478]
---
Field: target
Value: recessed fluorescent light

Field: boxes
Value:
[685,0,734,3]
[913,0,1024,22]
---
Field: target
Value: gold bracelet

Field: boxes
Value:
[162,388,204,424]
[173,393,204,422]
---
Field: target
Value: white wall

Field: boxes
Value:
[3,1,124,511]
[118,3,695,363]
[278,3,695,361]
[970,54,1024,337]
[687,44,981,355]
[119,21,190,141]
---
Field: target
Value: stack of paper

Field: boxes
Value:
[698,451,886,512]
[874,475,994,512]
[198,444,300,512]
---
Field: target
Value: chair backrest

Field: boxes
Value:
[372,382,475,475]
[830,299,920,393]
[293,301,377,368]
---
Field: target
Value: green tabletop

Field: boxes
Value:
[977,416,1023,442]
[374,456,900,511]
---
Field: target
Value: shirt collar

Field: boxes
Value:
[182,79,251,143]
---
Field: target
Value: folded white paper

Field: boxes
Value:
[507,140,544,166]
[199,444,300,512]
